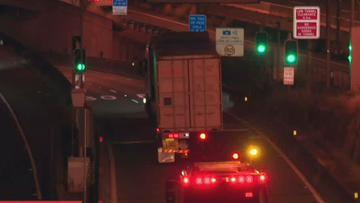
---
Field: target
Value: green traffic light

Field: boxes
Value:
[76,63,85,72]
[349,45,353,51]
[257,45,266,53]
[348,55,352,63]
[286,54,296,63]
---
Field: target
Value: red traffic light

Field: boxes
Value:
[232,153,239,160]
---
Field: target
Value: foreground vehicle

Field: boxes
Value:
[166,133,268,203]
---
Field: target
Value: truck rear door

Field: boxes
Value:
[157,60,190,131]
[189,58,221,131]
[157,57,222,131]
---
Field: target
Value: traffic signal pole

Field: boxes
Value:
[74,0,87,203]
[307,0,312,75]
[277,22,281,81]
[326,0,331,88]
[79,1,86,203]
[350,0,354,90]
[288,33,292,92]
[80,0,84,88]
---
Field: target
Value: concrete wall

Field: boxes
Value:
[0,1,145,61]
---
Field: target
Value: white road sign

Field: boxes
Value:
[293,6,320,39]
[216,28,244,57]
[284,67,295,85]
[113,0,127,15]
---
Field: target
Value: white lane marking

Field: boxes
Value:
[0,92,42,199]
[131,99,139,104]
[100,95,117,100]
[112,140,155,144]
[108,145,118,203]
[86,96,97,101]
[110,90,117,94]
[136,94,146,99]
[224,110,326,203]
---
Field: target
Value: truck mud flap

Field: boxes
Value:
[158,148,175,163]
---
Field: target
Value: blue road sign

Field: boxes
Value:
[223,30,231,35]
[189,15,207,32]
[113,0,127,15]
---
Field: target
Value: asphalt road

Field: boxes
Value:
[57,66,319,203]
[0,47,70,199]
[0,93,38,200]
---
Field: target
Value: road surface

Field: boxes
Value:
[0,93,38,200]
[57,66,319,203]
[0,46,70,199]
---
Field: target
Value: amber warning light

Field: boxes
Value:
[199,132,207,140]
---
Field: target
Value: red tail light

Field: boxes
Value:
[183,177,189,184]
[238,176,245,183]
[99,136,103,143]
[246,176,253,183]
[204,177,211,184]
[174,133,179,138]
[195,176,217,185]
[168,133,174,138]
[245,192,253,197]
[199,133,207,140]
[231,177,236,182]
[156,128,160,132]
[195,177,203,185]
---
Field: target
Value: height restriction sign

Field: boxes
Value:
[293,6,320,39]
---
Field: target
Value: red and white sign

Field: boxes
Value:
[293,6,320,39]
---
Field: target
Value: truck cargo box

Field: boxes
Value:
[147,32,223,132]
